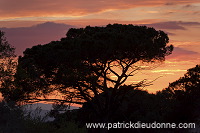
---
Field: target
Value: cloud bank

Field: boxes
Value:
[0,0,199,19]
[0,22,75,55]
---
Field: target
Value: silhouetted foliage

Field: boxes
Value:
[12,24,172,103]
[79,85,159,122]
[50,85,174,133]
[0,30,17,102]
[2,24,173,132]
[0,101,52,133]
[0,101,24,133]
[4,25,200,133]
[0,30,15,58]
[78,85,165,133]
[157,65,200,123]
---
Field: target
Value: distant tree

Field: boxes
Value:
[5,24,173,122]
[157,65,200,123]
[0,31,23,132]
[0,30,17,101]
[0,30,15,58]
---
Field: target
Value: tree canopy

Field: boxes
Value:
[0,30,15,59]
[0,30,16,101]
[159,65,200,101]
[3,24,173,106]
[157,65,200,123]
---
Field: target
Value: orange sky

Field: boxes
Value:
[0,0,200,93]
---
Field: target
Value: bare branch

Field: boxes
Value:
[107,64,120,77]
[23,98,84,105]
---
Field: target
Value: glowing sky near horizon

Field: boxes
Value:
[0,0,200,93]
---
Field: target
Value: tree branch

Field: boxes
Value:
[23,98,84,105]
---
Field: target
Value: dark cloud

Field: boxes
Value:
[145,21,186,30]
[173,47,198,55]
[0,22,75,55]
[193,11,200,15]
[178,21,200,25]
[165,32,176,36]
[164,3,175,6]
[184,4,192,8]
[144,21,200,30]
[167,47,199,61]
[182,4,199,8]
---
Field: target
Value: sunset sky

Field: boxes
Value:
[0,0,200,93]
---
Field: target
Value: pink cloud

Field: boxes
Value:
[166,47,199,61]
[0,0,199,19]
[145,21,200,30]
[0,22,75,55]
[1,21,199,58]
